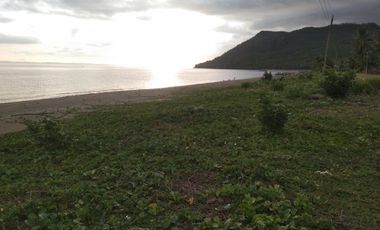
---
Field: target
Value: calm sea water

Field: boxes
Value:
[0,62,290,104]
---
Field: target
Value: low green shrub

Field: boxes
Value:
[320,71,355,98]
[351,80,375,95]
[241,82,252,89]
[367,78,380,91]
[257,96,288,133]
[262,71,273,81]
[298,72,314,79]
[285,85,307,99]
[27,118,70,150]
[271,80,285,91]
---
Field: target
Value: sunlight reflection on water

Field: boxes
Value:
[148,67,179,88]
[0,62,295,103]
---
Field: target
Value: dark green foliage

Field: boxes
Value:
[376,29,380,53]
[257,96,288,133]
[241,82,252,89]
[372,29,380,69]
[298,72,314,80]
[27,118,70,150]
[368,78,380,91]
[284,78,321,99]
[195,23,379,69]
[351,80,374,95]
[313,56,335,72]
[285,85,307,99]
[199,184,328,229]
[271,80,285,91]
[375,30,380,66]
[335,59,353,72]
[350,27,380,71]
[352,27,373,71]
[262,71,273,81]
[321,71,356,98]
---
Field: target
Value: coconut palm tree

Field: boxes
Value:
[376,30,380,52]
[352,27,371,71]
[375,30,380,69]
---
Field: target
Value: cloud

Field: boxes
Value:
[171,0,380,30]
[87,42,112,48]
[0,33,39,44]
[1,0,379,30]
[71,28,78,38]
[15,46,96,57]
[168,0,296,16]
[215,23,252,35]
[136,15,152,21]
[0,0,301,20]
[0,15,12,23]
[56,47,89,56]
[251,0,380,30]
[0,0,163,19]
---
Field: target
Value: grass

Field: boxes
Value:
[357,73,380,80]
[352,74,380,96]
[0,74,379,229]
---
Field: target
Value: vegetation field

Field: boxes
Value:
[0,73,379,229]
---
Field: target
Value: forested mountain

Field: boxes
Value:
[195,23,379,69]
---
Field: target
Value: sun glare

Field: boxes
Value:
[147,66,180,89]
[1,8,232,70]
[105,9,229,69]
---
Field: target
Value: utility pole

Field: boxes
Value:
[323,15,334,72]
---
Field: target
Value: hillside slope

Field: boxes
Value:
[195,23,379,69]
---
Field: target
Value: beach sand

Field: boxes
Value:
[0,79,252,135]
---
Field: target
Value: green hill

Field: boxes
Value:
[195,23,379,70]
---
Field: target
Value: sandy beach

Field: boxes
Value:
[0,79,252,135]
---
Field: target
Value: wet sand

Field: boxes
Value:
[0,79,253,135]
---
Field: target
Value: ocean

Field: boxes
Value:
[0,62,289,104]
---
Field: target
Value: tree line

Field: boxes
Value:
[317,27,380,73]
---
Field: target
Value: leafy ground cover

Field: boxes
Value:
[0,73,379,229]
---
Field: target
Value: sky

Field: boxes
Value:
[0,0,379,69]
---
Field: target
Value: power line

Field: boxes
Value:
[323,0,331,17]
[318,0,329,20]
[318,0,326,19]
[323,15,334,72]
[318,0,325,19]
[326,0,333,15]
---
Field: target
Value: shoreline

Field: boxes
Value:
[0,79,254,135]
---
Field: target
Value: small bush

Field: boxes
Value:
[367,78,380,91]
[271,80,285,91]
[321,71,355,98]
[298,72,314,80]
[313,56,335,72]
[262,71,273,81]
[351,80,375,95]
[285,86,307,99]
[27,118,70,150]
[241,82,252,89]
[258,96,288,133]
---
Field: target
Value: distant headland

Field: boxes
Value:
[195,23,379,70]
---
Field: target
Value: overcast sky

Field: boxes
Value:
[0,0,379,68]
